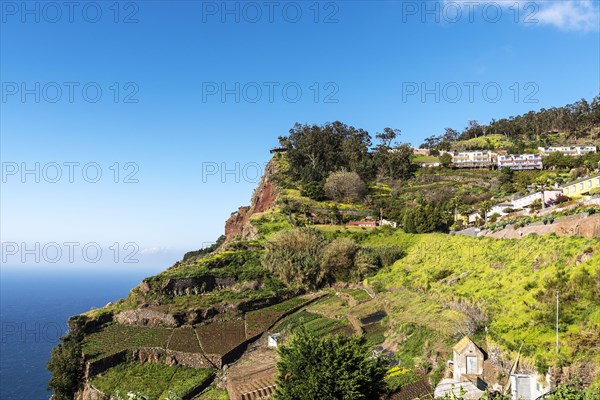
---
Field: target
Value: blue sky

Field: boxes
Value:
[1,0,599,269]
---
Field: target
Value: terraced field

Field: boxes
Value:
[340,288,371,302]
[91,362,214,399]
[363,322,387,345]
[305,293,351,318]
[244,295,315,337]
[274,310,351,337]
[196,319,247,356]
[83,324,172,360]
[167,327,202,353]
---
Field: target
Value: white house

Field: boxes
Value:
[380,219,398,228]
[511,190,562,210]
[538,146,597,156]
[510,374,550,400]
[450,151,495,168]
[497,154,543,170]
[468,212,482,225]
[268,333,281,348]
[490,203,513,217]
[435,337,487,399]
[452,337,484,381]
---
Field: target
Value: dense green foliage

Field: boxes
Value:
[262,228,327,289]
[402,201,453,233]
[457,97,600,144]
[262,228,404,289]
[545,382,600,400]
[47,331,84,400]
[543,151,600,170]
[281,121,374,184]
[280,122,415,200]
[275,330,388,400]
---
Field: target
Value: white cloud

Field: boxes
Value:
[442,0,600,32]
[535,0,600,32]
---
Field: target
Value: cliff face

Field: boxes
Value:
[224,160,278,240]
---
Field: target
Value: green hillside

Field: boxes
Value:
[364,231,600,370]
[47,108,600,399]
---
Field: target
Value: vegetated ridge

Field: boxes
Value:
[47,98,600,400]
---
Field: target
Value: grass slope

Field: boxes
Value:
[366,231,600,368]
[91,362,213,399]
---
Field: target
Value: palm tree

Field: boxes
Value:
[534,176,553,209]
[479,201,492,222]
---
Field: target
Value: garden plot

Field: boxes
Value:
[360,310,387,325]
[83,323,172,360]
[349,298,385,321]
[244,294,317,338]
[196,319,247,356]
[224,347,279,400]
[363,321,387,345]
[305,293,351,319]
[167,327,202,353]
[274,310,351,337]
[339,288,371,302]
[91,362,214,400]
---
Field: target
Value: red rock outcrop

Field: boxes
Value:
[224,160,278,240]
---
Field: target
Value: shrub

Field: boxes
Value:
[585,207,597,215]
[324,171,367,203]
[374,245,405,268]
[301,181,325,201]
[263,228,326,289]
[275,329,388,400]
[320,237,359,282]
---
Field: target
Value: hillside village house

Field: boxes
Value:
[267,333,281,348]
[452,336,485,381]
[412,148,431,156]
[538,146,597,156]
[490,203,513,217]
[497,154,543,170]
[511,190,562,210]
[450,151,495,168]
[416,161,441,168]
[510,374,551,400]
[561,173,600,199]
[424,147,596,170]
[347,220,379,227]
[435,337,487,399]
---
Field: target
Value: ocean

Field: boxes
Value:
[0,267,164,400]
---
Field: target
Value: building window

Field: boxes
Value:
[580,183,584,190]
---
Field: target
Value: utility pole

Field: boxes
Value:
[556,290,559,354]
